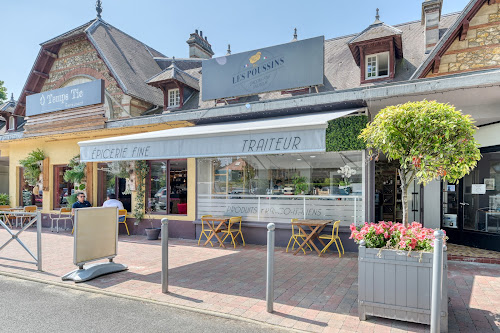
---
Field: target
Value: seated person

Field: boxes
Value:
[274,180,283,190]
[102,194,126,222]
[72,192,92,214]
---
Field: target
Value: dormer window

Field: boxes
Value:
[366,52,389,80]
[168,88,180,108]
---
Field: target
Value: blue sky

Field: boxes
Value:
[1,0,470,99]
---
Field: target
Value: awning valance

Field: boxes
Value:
[78,109,360,162]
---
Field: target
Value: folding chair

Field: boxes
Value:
[319,220,344,257]
[20,206,37,228]
[221,216,245,248]
[198,215,214,246]
[0,205,13,229]
[118,209,130,236]
[50,207,73,233]
[286,218,313,254]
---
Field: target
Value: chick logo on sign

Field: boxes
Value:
[233,49,285,94]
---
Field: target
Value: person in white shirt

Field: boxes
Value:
[102,193,124,210]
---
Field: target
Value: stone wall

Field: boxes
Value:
[41,36,152,119]
[429,2,500,77]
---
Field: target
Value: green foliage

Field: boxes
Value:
[0,193,10,206]
[326,115,367,152]
[19,149,45,186]
[292,175,308,195]
[0,80,7,103]
[133,160,149,224]
[63,155,86,184]
[66,194,78,209]
[359,100,481,224]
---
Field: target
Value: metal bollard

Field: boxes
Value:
[266,223,275,313]
[36,210,42,271]
[431,230,445,333]
[161,218,169,293]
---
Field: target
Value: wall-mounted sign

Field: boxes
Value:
[202,36,324,101]
[471,184,486,194]
[26,80,105,116]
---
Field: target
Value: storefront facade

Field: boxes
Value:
[3,0,500,251]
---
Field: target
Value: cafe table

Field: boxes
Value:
[291,219,333,256]
[201,216,231,248]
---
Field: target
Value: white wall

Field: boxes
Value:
[423,179,441,229]
[475,123,500,148]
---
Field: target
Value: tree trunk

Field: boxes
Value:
[398,168,410,227]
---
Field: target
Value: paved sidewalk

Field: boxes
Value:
[0,228,499,333]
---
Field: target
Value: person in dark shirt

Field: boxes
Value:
[72,192,92,214]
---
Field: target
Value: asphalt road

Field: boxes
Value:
[0,275,285,333]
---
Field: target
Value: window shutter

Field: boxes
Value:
[42,157,50,191]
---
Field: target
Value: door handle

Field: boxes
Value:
[460,202,469,206]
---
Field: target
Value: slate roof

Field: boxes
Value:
[146,62,200,90]
[154,57,204,71]
[164,12,460,112]
[41,20,95,46]
[86,20,165,106]
[349,22,402,44]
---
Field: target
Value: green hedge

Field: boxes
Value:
[326,115,367,152]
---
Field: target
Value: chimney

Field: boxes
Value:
[422,0,443,53]
[186,29,214,59]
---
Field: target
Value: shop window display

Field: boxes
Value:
[197,151,364,224]
[148,160,187,215]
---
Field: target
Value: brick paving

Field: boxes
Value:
[447,243,500,265]
[0,228,499,333]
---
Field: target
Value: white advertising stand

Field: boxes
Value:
[62,207,127,282]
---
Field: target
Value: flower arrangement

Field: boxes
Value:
[337,165,356,187]
[350,221,446,253]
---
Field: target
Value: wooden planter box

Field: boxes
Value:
[358,245,448,332]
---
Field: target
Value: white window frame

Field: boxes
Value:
[8,116,15,130]
[365,51,390,80]
[168,88,180,108]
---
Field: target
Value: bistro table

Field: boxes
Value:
[201,216,231,248]
[291,219,333,256]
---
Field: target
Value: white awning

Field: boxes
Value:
[79,109,360,162]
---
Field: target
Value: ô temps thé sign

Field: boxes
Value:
[26,80,105,116]
[202,36,324,101]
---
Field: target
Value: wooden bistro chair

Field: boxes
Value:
[51,207,73,233]
[286,218,313,254]
[221,216,245,248]
[319,220,344,257]
[198,215,214,246]
[0,205,13,229]
[118,209,130,236]
[20,206,37,228]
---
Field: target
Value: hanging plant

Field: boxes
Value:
[19,149,45,186]
[133,160,148,225]
[64,155,86,186]
[108,161,131,179]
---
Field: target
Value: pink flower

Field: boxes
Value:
[398,240,406,248]
[384,232,389,239]
[350,224,357,232]
[355,233,364,241]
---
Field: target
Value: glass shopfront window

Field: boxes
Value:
[197,151,365,225]
[148,160,188,215]
[53,165,74,209]
[460,151,500,234]
[97,163,132,211]
[18,167,43,208]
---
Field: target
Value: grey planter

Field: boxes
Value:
[358,245,448,332]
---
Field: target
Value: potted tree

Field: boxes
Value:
[355,100,481,330]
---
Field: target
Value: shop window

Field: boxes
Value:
[197,152,364,225]
[18,167,43,208]
[148,159,187,215]
[96,163,132,211]
[365,52,389,79]
[168,89,180,108]
[53,165,74,209]
[458,151,500,234]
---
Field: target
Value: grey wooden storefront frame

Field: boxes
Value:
[358,245,448,332]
